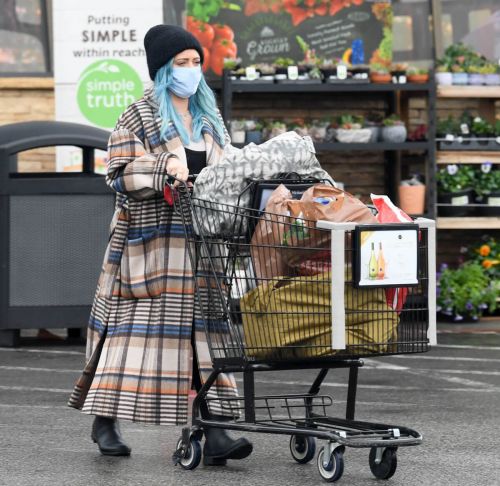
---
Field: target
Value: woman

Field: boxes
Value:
[68,24,252,465]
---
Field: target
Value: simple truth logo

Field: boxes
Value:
[77,60,143,128]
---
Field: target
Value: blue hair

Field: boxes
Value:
[154,60,226,147]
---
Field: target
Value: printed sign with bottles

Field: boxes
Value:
[355,225,419,288]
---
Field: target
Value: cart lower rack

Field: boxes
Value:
[171,183,436,482]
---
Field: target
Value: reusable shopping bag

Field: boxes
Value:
[240,269,398,360]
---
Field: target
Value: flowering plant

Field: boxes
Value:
[437,262,498,321]
[474,163,500,197]
[468,237,500,279]
[436,164,475,194]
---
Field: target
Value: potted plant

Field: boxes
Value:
[468,237,500,282]
[269,120,287,139]
[471,117,494,145]
[407,67,429,84]
[398,174,426,215]
[349,64,371,82]
[254,62,276,81]
[435,61,453,85]
[467,64,486,85]
[370,64,391,83]
[390,63,408,84]
[437,262,497,322]
[223,57,242,73]
[474,163,500,216]
[289,118,309,137]
[319,58,339,80]
[364,112,383,143]
[309,118,330,143]
[335,115,371,143]
[483,62,500,86]
[451,64,469,85]
[230,119,246,144]
[436,164,476,216]
[437,115,459,139]
[295,35,319,74]
[244,120,264,144]
[381,114,407,143]
[273,57,295,80]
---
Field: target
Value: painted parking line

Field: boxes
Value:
[0,348,85,356]
[236,378,500,394]
[388,355,500,363]
[0,366,81,373]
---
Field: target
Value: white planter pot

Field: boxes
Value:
[435,72,453,85]
[381,125,407,143]
[335,128,372,144]
[231,130,246,144]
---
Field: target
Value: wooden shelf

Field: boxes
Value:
[0,77,54,90]
[437,85,500,98]
[437,151,500,164]
[437,217,500,229]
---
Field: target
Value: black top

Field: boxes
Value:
[185,148,207,176]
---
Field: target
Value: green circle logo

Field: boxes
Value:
[77,60,143,128]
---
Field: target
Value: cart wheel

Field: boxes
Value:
[290,435,316,464]
[175,437,202,470]
[317,446,344,482]
[369,447,397,480]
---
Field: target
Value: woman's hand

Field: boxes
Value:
[166,157,189,187]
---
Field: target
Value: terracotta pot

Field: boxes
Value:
[408,73,429,84]
[398,185,426,215]
[370,72,391,83]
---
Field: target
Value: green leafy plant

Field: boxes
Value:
[495,120,500,137]
[436,164,475,194]
[382,114,405,127]
[223,57,241,71]
[319,58,340,69]
[370,63,389,74]
[338,114,364,129]
[274,57,295,68]
[468,236,500,280]
[437,262,498,320]
[408,67,429,75]
[471,117,494,137]
[254,63,275,75]
[474,163,500,197]
[437,116,459,137]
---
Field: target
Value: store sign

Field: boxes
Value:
[52,0,163,171]
[188,0,393,79]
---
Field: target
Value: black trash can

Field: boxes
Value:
[0,121,114,346]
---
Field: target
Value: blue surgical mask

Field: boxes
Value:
[169,66,202,98]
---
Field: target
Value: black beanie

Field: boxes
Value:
[144,24,204,81]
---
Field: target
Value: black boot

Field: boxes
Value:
[91,416,131,456]
[203,416,253,466]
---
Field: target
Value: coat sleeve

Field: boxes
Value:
[105,115,177,200]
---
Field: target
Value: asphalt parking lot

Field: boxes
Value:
[1,330,500,486]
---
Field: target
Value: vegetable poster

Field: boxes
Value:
[187,0,393,78]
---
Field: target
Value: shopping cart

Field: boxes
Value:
[170,179,436,482]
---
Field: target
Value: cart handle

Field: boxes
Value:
[164,174,196,206]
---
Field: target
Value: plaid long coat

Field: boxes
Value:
[68,88,239,425]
